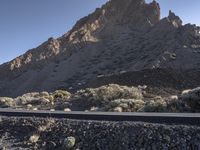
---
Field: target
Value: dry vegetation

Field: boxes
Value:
[0,84,199,112]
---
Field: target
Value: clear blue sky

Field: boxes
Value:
[0,0,200,64]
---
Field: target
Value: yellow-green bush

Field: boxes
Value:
[181,87,200,111]
[108,99,145,112]
[52,90,71,100]
[0,97,16,108]
[165,98,184,112]
[143,96,167,112]
[73,84,143,108]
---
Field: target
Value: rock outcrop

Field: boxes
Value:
[0,0,200,97]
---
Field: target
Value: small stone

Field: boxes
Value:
[64,108,71,112]
[27,104,32,109]
[90,106,99,111]
[170,95,178,100]
[33,108,38,111]
[63,136,76,149]
[138,85,147,90]
[181,89,192,95]
[114,107,123,112]
[29,134,40,144]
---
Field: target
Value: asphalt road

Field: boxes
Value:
[0,109,200,125]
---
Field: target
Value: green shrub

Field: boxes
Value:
[73,84,143,108]
[52,90,71,100]
[0,97,15,108]
[181,87,200,111]
[108,99,145,112]
[143,96,167,112]
[46,95,54,104]
[166,97,185,112]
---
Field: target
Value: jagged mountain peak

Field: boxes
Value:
[61,0,161,47]
[71,0,160,28]
[168,10,183,28]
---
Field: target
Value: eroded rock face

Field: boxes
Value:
[0,0,200,97]
[101,0,160,26]
[168,10,182,28]
[8,38,60,71]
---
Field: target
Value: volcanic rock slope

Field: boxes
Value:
[1,0,200,97]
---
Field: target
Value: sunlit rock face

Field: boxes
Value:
[0,0,200,97]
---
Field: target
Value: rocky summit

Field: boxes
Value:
[0,0,200,97]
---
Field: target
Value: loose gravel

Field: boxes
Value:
[0,117,200,150]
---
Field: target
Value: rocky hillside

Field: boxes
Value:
[0,0,200,97]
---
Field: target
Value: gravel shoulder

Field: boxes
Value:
[0,117,200,150]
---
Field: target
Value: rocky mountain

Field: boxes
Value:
[1,0,200,97]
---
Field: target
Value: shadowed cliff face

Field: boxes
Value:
[0,0,200,97]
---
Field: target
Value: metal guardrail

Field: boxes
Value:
[0,109,200,126]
